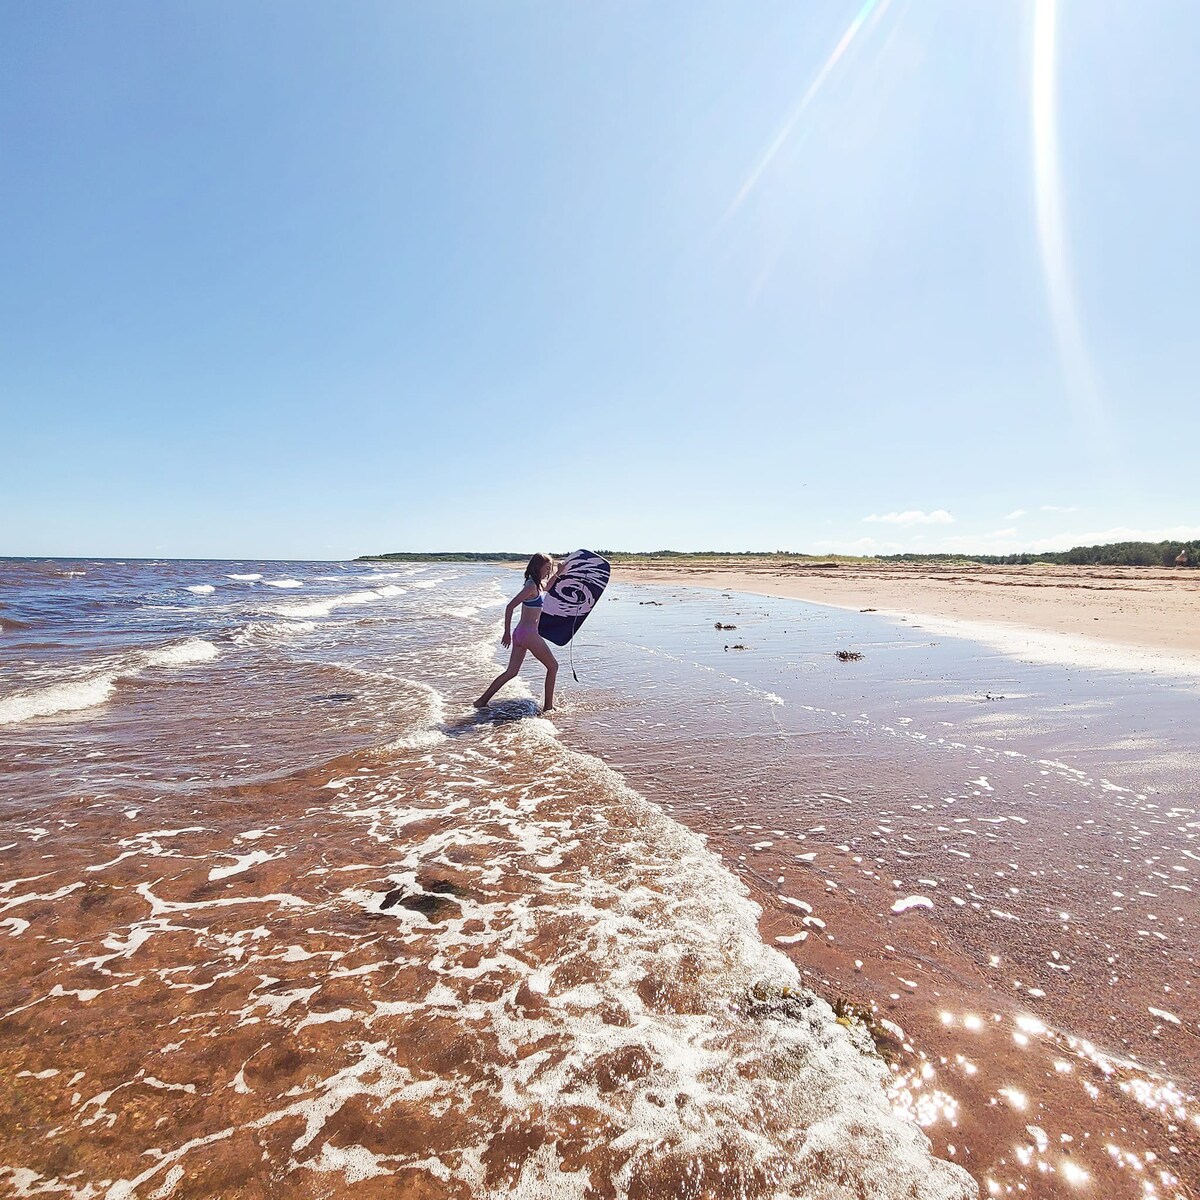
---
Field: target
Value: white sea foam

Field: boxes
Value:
[0,639,219,725]
[186,584,215,595]
[3,647,975,1197]
[338,717,977,1197]
[232,620,319,646]
[264,579,303,588]
[0,674,118,725]
[208,851,284,882]
[384,729,449,751]
[380,679,448,752]
[226,573,263,582]
[143,639,219,668]
[273,587,406,619]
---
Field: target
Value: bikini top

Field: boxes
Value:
[522,582,544,609]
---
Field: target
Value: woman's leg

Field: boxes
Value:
[474,642,527,707]
[526,636,559,711]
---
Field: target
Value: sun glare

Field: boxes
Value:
[724,0,893,222]
[1031,0,1108,446]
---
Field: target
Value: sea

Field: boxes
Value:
[1,558,1197,1199]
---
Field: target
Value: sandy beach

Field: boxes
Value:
[618,560,1200,668]
[4,558,1199,1197]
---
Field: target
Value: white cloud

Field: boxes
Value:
[1005,509,1028,520]
[863,510,954,526]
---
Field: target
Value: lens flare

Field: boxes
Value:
[724,0,893,222]
[1031,0,1109,445]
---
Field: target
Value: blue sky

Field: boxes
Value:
[3,1,1198,558]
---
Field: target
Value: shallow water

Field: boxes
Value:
[1,559,1196,1197]
[576,583,1200,1199]
[1,559,972,1199]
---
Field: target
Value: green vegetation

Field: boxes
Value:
[356,550,865,564]
[358,541,1197,567]
[878,540,1198,567]
[358,551,533,562]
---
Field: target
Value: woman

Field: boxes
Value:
[474,553,561,713]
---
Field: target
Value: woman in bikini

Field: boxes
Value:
[474,552,561,713]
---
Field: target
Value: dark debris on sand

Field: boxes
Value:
[378,878,468,922]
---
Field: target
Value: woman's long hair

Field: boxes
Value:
[524,552,554,588]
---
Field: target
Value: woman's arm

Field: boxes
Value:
[502,581,537,646]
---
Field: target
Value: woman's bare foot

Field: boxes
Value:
[473,697,488,709]
[542,704,554,714]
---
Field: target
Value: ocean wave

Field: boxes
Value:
[186,584,216,595]
[0,673,118,725]
[0,639,220,726]
[231,620,320,646]
[379,679,448,751]
[264,579,303,589]
[319,716,976,1198]
[272,587,406,619]
[226,573,263,582]
[143,638,220,668]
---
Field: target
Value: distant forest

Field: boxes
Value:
[877,540,1198,567]
[360,541,1197,567]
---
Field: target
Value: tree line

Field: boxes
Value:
[878,540,1198,567]
[358,542,1198,567]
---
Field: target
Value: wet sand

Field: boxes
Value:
[4,558,1198,1198]
[567,581,1200,1199]
[0,560,978,1199]
[618,561,1200,668]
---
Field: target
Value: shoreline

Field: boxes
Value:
[0,560,981,1198]
[567,573,1200,1195]
[616,561,1200,675]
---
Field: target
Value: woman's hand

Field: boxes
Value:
[501,631,512,648]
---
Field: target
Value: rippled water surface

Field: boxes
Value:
[1,558,1197,1198]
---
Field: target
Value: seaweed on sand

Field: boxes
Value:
[378,877,468,922]
[739,983,901,1064]
[832,995,903,1063]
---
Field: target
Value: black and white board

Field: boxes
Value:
[539,549,611,646]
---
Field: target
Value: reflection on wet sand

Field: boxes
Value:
[0,718,972,1198]
[3,560,1197,1197]
[575,586,1199,1199]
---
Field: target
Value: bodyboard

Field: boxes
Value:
[539,549,611,646]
